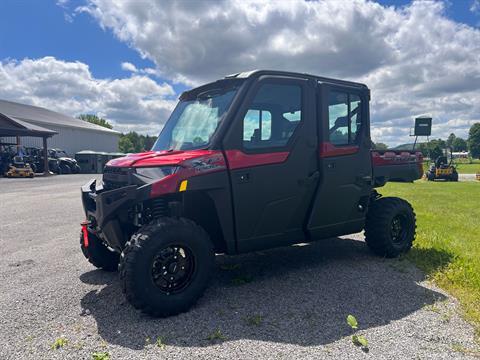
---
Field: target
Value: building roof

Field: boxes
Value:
[0,112,57,137]
[0,99,120,135]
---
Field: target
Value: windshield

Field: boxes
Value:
[152,86,239,151]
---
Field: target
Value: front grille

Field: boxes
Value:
[103,166,132,190]
[104,166,129,175]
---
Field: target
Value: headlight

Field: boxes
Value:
[134,166,178,181]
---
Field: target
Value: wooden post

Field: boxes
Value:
[43,136,50,176]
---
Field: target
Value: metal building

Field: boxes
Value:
[0,99,120,155]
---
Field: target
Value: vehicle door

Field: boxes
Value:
[307,83,373,238]
[223,75,318,252]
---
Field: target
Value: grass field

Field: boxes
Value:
[456,163,480,174]
[382,181,480,337]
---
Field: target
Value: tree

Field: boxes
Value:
[78,114,113,129]
[119,136,135,153]
[468,123,480,159]
[452,137,467,152]
[446,133,456,148]
[373,142,388,150]
[118,132,158,153]
[419,139,445,160]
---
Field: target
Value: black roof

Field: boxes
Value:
[181,70,369,100]
[225,69,369,90]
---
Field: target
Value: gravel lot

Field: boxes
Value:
[0,175,479,359]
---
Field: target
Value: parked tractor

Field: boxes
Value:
[5,155,34,178]
[79,70,423,317]
[426,151,458,182]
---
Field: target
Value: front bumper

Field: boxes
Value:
[81,179,149,250]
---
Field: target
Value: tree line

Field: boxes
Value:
[374,123,480,159]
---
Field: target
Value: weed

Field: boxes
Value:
[346,315,368,352]
[51,337,68,350]
[451,343,480,356]
[207,329,227,342]
[92,351,110,360]
[246,315,263,326]
[156,336,166,349]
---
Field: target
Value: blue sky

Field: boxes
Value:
[0,0,479,143]
[1,0,478,82]
[0,0,153,78]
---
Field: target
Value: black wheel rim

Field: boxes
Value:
[390,214,408,245]
[151,245,195,294]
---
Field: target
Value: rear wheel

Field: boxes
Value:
[80,231,120,271]
[365,197,416,258]
[451,171,459,182]
[426,171,435,181]
[119,217,214,317]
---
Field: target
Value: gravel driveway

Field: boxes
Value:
[0,175,479,359]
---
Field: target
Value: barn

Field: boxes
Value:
[0,99,120,155]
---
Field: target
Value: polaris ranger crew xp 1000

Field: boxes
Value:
[80,70,423,317]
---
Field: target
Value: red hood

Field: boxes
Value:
[106,150,217,168]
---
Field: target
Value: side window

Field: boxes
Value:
[243,83,302,149]
[243,110,272,141]
[328,91,362,146]
[350,94,361,142]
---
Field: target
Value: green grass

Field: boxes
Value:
[456,163,480,174]
[381,181,480,338]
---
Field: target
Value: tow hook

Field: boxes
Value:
[81,221,89,248]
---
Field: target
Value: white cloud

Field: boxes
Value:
[0,57,176,134]
[121,61,138,72]
[79,0,480,145]
[471,0,480,14]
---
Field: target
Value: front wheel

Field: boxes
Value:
[119,217,214,317]
[364,197,416,258]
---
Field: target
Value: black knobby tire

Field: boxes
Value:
[80,231,120,271]
[364,197,416,258]
[451,171,459,182]
[426,171,435,181]
[119,217,214,317]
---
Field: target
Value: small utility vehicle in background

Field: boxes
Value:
[49,148,80,174]
[426,149,458,181]
[5,155,34,178]
[80,70,423,317]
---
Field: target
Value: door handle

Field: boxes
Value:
[355,174,372,186]
[298,171,319,187]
